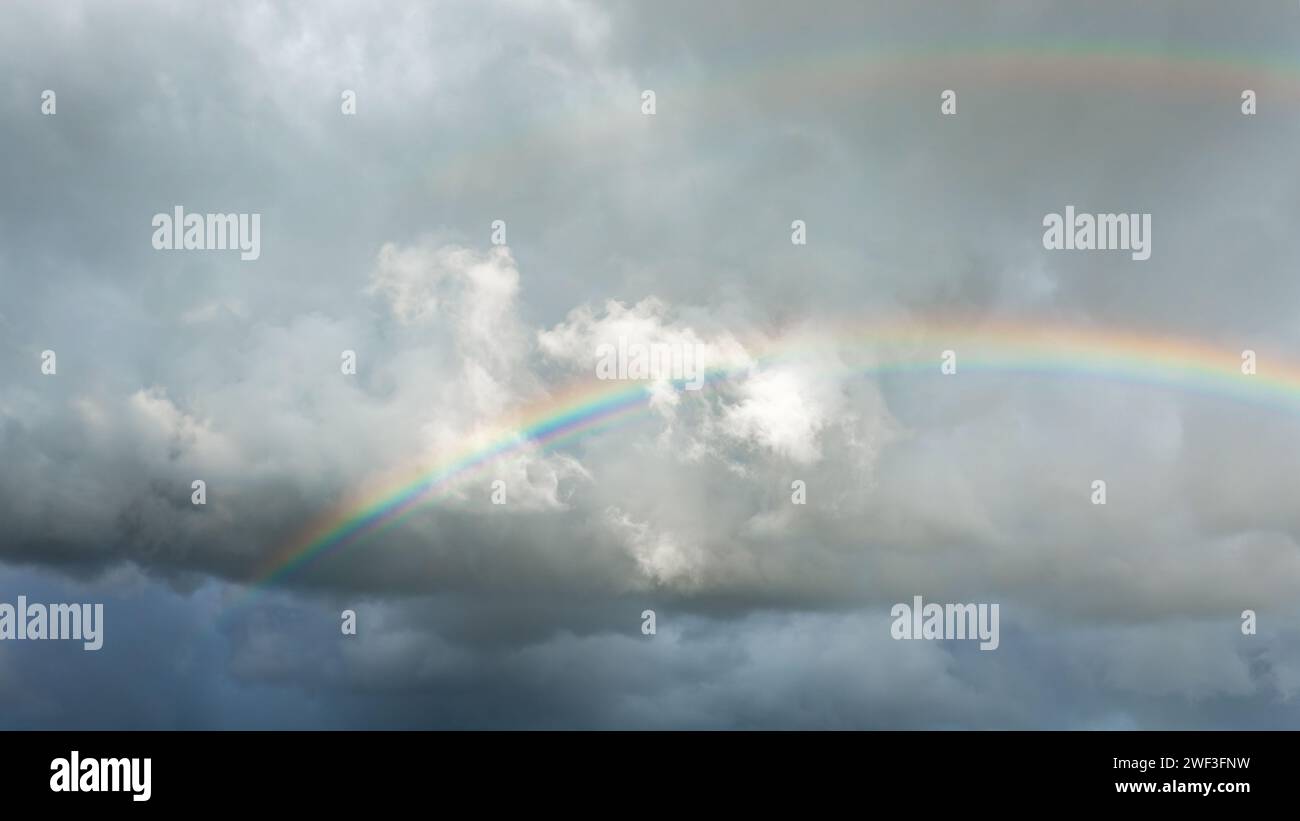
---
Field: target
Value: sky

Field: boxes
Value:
[2,0,1300,729]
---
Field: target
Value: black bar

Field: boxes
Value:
[4,730,1288,809]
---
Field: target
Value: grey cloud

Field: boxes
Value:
[2,0,1299,728]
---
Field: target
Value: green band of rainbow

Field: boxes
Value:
[250,317,1300,592]
[253,380,659,588]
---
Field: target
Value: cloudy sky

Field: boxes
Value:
[3,0,1300,729]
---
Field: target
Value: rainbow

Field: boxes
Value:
[251,378,666,589]
[428,36,1300,190]
[249,315,1300,591]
